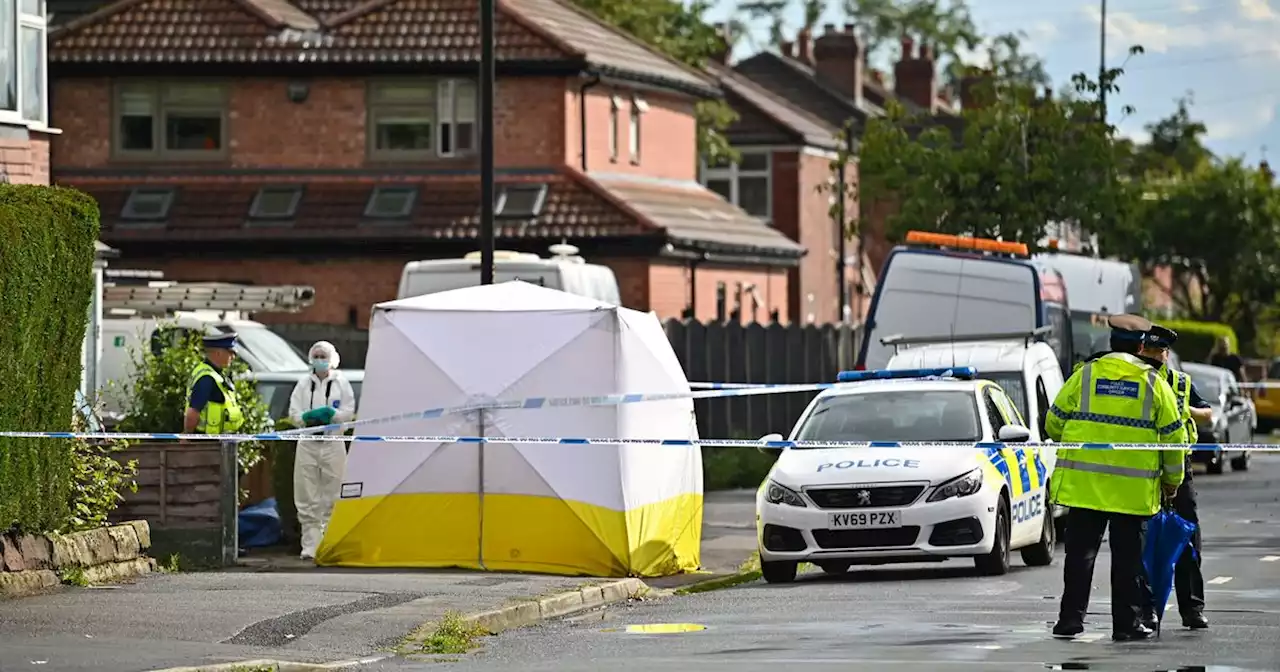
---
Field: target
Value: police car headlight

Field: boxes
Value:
[926,467,983,503]
[765,481,807,508]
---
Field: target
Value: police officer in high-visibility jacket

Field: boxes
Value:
[1047,314,1187,641]
[183,333,246,436]
[1146,323,1213,630]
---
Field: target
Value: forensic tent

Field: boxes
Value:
[317,281,703,577]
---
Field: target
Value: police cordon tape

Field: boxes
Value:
[2,429,1279,452]
[692,380,1280,390]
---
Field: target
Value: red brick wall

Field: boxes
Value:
[51,76,567,170]
[571,86,698,181]
[0,129,50,185]
[768,148,852,325]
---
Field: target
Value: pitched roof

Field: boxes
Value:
[68,168,802,259]
[733,52,869,131]
[50,0,716,95]
[706,62,839,149]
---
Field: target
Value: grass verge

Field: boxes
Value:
[414,611,490,655]
[674,552,762,595]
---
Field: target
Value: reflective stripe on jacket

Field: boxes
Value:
[1045,352,1186,516]
[1167,367,1196,444]
[187,362,244,435]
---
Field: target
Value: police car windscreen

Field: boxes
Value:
[795,391,981,443]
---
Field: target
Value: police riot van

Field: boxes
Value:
[397,245,621,305]
[856,231,1074,377]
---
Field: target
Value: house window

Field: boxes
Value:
[0,0,46,125]
[121,187,175,220]
[364,186,418,219]
[701,151,771,221]
[494,183,548,220]
[608,95,620,163]
[629,96,647,165]
[369,79,476,160]
[114,82,226,157]
[249,186,303,220]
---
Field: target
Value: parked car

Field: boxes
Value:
[247,371,364,426]
[1180,362,1253,474]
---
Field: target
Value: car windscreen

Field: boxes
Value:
[256,381,296,420]
[223,325,309,372]
[978,373,1027,421]
[1185,371,1223,401]
[795,391,981,444]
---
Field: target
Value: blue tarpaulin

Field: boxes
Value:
[239,497,283,548]
[1143,507,1197,633]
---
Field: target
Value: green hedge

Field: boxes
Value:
[0,185,100,533]
[1160,320,1238,363]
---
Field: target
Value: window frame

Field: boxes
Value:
[248,185,304,220]
[628,96,646,165]
[0,0,47,127]
[120,187,176,221]
[699,149,773,223]
[363,185,418,221]
[111,80,230,160]
[608,94,621,163]
[367,78,477,161]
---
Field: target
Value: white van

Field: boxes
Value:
[397,247,621,305]
[887,334,1068,532]
[857,232,1074,376]
[1033,252,1142,360]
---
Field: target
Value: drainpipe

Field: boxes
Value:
[579,73,602,171]
[836,132,852,324]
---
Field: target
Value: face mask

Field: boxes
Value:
[311,359,330,372]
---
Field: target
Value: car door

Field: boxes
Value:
[985,385,1042,543]
[1223,373,1250,444]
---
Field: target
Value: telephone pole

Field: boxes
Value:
[479,0,496,284]
[1099,0,1108,124]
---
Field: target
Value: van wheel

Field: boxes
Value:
[975,498,1011,576]
[761,559,798,584]
[1231,452,1251,471]
[1207,450,1225,475]
[1020,498,1055,567]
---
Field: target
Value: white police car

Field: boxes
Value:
[755,367,1056,584]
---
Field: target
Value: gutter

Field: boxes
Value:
[579,72,602,171]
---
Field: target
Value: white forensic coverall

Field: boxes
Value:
[288,341,357,559]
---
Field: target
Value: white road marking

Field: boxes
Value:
[1261,555,1280,562]
[976,644,1002,650]
[1208,576,1233,584]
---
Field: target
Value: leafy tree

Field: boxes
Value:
[571,0,740,163]
[843,54,1142,246]
[114,328,270,497]
[1118,95,1214,178]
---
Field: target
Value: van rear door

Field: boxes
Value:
[860,251,1039,370]
[398,262,563,299]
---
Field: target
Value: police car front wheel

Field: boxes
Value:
[761,559,798,584]
[974,498,1011,576]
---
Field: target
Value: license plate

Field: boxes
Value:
[828,511,901,528]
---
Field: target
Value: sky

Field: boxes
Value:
[699,0,1280,164]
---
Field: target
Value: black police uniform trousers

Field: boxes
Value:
[1059,506,1148,634]
[1171,459,1205,617]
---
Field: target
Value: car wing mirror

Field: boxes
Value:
[757,433,785,454]
[998,425,1031,443]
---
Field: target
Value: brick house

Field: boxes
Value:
[0,0,50,184]
[726,26,959,323]
[47,0,803,330]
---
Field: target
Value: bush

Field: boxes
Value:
[702,447,777,491]
[1160,320,1238,363]
[115,328,271,499]
[0,185,100,533]
[67,410,137,532]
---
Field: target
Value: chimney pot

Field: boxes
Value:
[900,35,915,60]
[796,28,814,65]
[781,41,793,57]
[843,23,855,34]
[823,23,837,34]
[920,42,933,61]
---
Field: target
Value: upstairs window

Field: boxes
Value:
[120,187,175,221]
[0,0,46,126]
[608,95,620,163]
[115,82,227,158]
[249,186,303,220]
[364,186,418,220]
[369,79,477,160]
[629,96,646,165]
[701,151,771,221]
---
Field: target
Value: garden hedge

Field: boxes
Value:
[1160,320,1238,363]
[0,185,100,533]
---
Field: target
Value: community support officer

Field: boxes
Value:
[183,333,245,436]
[288,341,356,561]
[1146,324,1213,630]
[1046,314,1187,642]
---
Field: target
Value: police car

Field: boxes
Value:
[755,367,1056,584]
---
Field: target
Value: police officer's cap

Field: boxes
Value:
[202,332,238,350]
[1146,324,1178,349]
[1106,314,1153,343]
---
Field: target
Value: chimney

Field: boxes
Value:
[893,35,936,113]
[795,28,814,65]
[959,66,993,110]
[780,41,793,58]
[813,23,864,107]
[711,22,731,64]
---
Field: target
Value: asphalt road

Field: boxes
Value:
[441,455,1280,672]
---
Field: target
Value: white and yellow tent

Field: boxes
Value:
[317,281,703,577]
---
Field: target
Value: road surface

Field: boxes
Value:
[446,456,1280,672]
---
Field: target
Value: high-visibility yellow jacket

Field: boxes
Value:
[187,362,245,435]
[1046,352,1186,516]
[1165,366,1197,444]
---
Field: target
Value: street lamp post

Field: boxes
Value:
[479,0,496,285]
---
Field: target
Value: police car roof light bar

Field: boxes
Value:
[836,366,977,383]
[880,326,1053,352]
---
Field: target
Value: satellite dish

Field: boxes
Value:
[548,243,579,258]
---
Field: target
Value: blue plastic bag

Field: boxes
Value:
[239,497,282,548]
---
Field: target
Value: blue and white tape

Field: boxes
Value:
[277,383,836,437]
[1,429,1277,452]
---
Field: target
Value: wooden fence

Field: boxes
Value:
[662,319,861,439]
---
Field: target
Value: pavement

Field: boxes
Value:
[0,490,760,672]
[434,456,1280,672]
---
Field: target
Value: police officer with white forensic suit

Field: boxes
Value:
[288,341,357,561]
